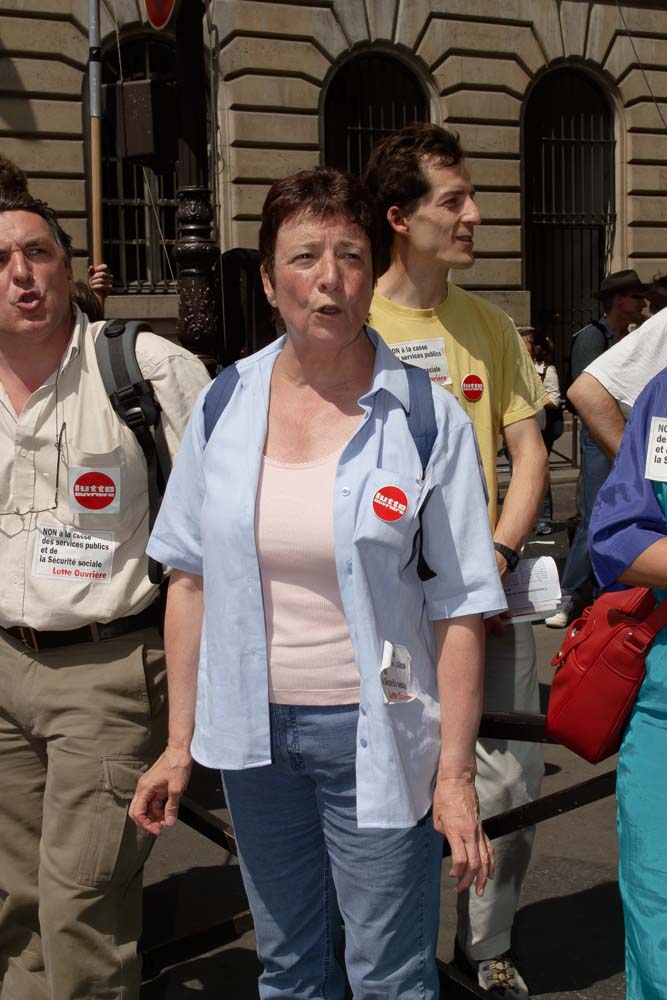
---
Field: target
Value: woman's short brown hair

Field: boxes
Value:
[259,167,381,284]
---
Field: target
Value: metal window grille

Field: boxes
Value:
[101,156,176,293]
[525,69,616,376]
[324,52,429,176]
[101,38,177,294]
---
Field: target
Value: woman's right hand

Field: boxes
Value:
[129,745,193,836]
[433,775,495,897]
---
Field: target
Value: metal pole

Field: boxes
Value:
[88,0,103,266]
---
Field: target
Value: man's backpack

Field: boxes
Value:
[95,320,172,585]
[202,360,438,581]
[563,319,609,415]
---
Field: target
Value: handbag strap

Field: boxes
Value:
[624,594,667,652]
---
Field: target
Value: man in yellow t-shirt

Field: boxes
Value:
[369,284,544,528]
[365,124,548,1000]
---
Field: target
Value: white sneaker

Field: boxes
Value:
[454,940,530,998]
[544,608,570,628]
[476,953,530,998]
[545,596,575,628]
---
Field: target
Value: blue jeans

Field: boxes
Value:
[561,425,613,598]
[222,703,443,1000]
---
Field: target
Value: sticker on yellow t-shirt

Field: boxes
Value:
[388,338,452,386]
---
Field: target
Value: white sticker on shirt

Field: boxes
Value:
[389,339,452,386]
[380,641,416,703]
[68,467,121,514]
[32,524,115,583]
[644,417,667,481]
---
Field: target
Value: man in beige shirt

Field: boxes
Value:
[0,192,209,999]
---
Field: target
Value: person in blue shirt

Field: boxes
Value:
[129,167,507,999]
[590,368,667,1000]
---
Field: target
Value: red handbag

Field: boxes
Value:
[547,587,667,763]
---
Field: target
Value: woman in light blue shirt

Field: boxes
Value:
[130,167,507,999]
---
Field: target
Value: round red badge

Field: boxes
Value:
[72,471,117,510]
[373,485,408,522]
[461,373,484,402]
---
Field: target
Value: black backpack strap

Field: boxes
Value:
[95,320,172,585]
[203,364,240,443]
[403,364,438,582]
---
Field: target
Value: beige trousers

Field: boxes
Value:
[457,622,544,960]
[0,627,167,1000]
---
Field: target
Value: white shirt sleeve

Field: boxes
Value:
[584,311,667,416]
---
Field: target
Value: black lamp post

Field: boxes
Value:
[172,0,219,367]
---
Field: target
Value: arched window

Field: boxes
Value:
[524,68,616,374]
[101,37,178,294]
[323,52,429,176]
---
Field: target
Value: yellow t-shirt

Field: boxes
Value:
[369,285,548,527]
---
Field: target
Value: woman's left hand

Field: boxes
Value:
[433,776,494,897]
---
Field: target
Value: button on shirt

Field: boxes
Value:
[148,329,507,828]
[0,306,209,630]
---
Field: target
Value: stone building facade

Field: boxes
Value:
[1,0,665,354]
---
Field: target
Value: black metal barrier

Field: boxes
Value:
[141,712,617,995]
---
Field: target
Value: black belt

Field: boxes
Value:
[2,602,162,653]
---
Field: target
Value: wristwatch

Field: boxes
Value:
[494,542,520,572]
